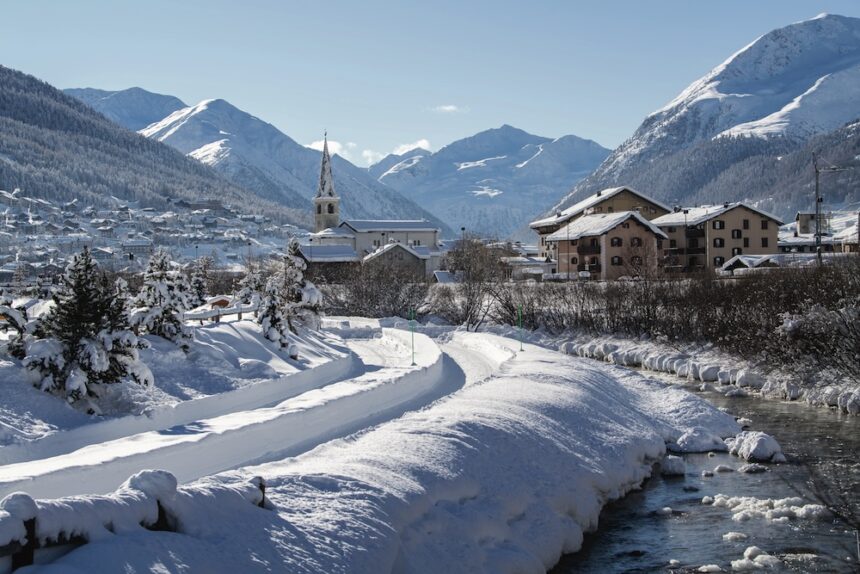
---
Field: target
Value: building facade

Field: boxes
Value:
[652,203,782,272]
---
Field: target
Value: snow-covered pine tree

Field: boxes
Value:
[132,248,193,350]
[257,277,289,347]
[25,248,151,403]
[189,256,214,307]
[236,260,266,311]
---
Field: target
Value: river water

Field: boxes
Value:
[551,372,860,573]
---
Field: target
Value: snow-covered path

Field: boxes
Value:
[0,328,460,500]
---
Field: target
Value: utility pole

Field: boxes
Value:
[812,152,851,265]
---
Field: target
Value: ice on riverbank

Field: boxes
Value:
[708,494,830,523]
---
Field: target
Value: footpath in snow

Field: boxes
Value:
[20,332,740,574]
[0,328,445,500]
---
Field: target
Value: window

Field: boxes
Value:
[570,239,577,246]
[713,238,724,248]
[413,239,421,246]
[761,220,769,230]
[743,238,749,248]
[743,219,750,230]
[316,204,322,214]
[667,226,677,233]
[761,237,768,248]
[621,222,629,229]
[570,257,578,264]
[610,237,623,247]
[611,256,623,266]
[713,220,725,230]
[590,238,599,247]
[669,239,677,248]
[714,256,725,267]
[732,247,743,256]
[327,203,335,214]
[589,257,599,266]
[631,237,643,247]
[731,229,742,239]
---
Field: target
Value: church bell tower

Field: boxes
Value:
[314,133,340,232]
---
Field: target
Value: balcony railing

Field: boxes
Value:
[685,227,705,238]
[577,264,602,273]
[577,244,601,255]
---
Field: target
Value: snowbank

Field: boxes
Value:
[561,336,860,415]
[29,333,738,573]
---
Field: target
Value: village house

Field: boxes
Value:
[529,186,671,266]
[544,211,668,280]
[297,136,444,279]
[652,202,782,272]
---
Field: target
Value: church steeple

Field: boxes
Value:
[314,131,340,232]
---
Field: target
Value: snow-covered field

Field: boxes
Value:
[3,326,745,574]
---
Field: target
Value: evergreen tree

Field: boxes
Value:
[257,277,289,347]
[0,291,27,360]
[24,248,151,403]
[131,248,193,350]
[189,256,213,307]
[236,260,266,308]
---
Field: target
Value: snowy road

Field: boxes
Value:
[0,327,489,500]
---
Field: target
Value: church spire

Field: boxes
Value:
[316,131,336,199]
[313,131,340,233]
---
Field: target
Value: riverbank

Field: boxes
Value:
[559,334,860,415]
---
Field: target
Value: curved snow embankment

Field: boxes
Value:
[0,343,356,467]
[0,329,443,500]
[27,333,740,574]
[561,338,860,415]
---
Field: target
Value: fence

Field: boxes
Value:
[183,302,259,323]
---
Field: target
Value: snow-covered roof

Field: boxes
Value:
[651,202,783,227]
[341,220,439,233]
[311,227,355,239]
[433,270,459,283]
[721,252,853,272]
[777,232,838,246]
[545,211,668,242]
[530,187,670,229]
[500,256,551,267]
[363,242,428,263]
[297,244,359,263]
[833,223,858,243]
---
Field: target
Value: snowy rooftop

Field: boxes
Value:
[296,244,359,263]
[363,242,429,262]
[721,252,852,271]
[833,223,858,243]
[530,186,671,229]
[545,211,668,242]
[652,203,783,227]
[341,220,439,233]
[777,232,838,245]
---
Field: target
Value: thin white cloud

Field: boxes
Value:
[393,139,431,155]
[432,104,464,114]
[362,149,385,165]
[306,139,356,162]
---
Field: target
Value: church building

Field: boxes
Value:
[297,135,444,278]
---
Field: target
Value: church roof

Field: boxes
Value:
[341,219,439,233]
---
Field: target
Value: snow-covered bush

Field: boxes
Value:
[0,291,27,359]
[24,248,151,404]
[235,262,266,309]
[132,248,193,350]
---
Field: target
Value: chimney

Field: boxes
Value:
[723,202,729,208]
[596,190,602,197]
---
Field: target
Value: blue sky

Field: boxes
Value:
[4,1,860,165]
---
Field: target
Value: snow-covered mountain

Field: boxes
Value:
[63,87,187,131]
[550,13,860,219]
[367,147,430,180]
[372,125,609,238]
[68,94,452,234]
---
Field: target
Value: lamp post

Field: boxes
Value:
[812,152,851,265]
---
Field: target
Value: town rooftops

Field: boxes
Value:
[545,211,668,242]
[651,202,784,227]
[340,219,439,233]
[834,223,858,244]
[529,186,671,229]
